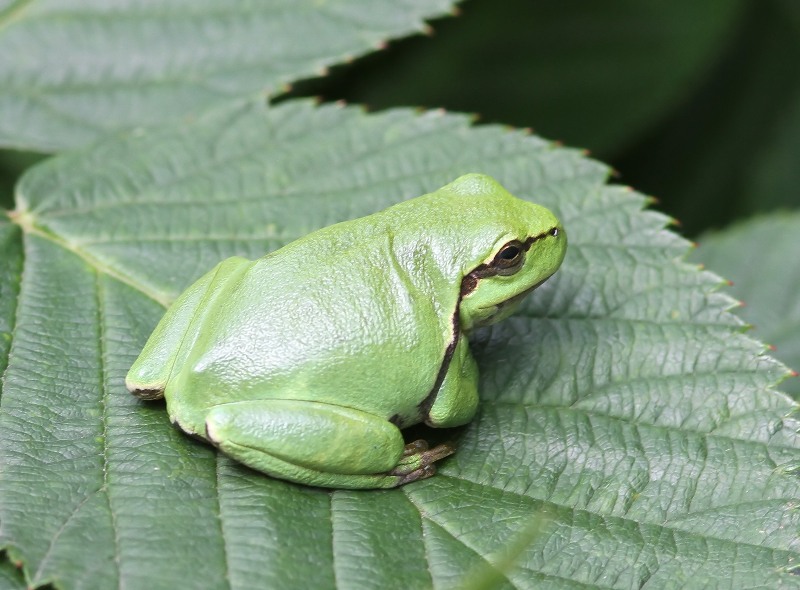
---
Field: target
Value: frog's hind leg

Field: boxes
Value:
[204,399,454,489]
[126,257,250,399]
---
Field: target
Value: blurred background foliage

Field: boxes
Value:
[283,0,800,236]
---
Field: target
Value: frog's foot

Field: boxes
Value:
[203,400,454,489]
[389,440,456,484]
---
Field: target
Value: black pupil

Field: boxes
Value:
[500,246,520,260]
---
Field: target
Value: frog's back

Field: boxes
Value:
[168,216,457,425]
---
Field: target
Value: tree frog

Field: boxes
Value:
[126,174,566,489]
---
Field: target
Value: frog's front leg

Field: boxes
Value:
[204,399,455,489]
[425,336,480,427]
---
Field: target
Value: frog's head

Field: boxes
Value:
[441,174,567,332]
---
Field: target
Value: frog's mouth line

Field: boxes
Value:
[488,274,553,312]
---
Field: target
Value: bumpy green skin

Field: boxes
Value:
[126,174,567,489]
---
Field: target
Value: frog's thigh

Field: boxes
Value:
[205,399,406,489]
[126,257,250,396]
[426,337,479,427]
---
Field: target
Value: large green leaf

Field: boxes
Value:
[0,0,456,152]
[692,213,800,399]
[2,99,799,589]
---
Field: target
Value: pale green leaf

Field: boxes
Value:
[1,100,799,589]
[692,213,800,399]
[0,0,456,152]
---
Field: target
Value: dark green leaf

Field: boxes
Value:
[745,97,800,213]
[1,100,798,589]
[295,0,745,156]
[0,555,26,590]
[617,0,800,234]
[0,217,22,402]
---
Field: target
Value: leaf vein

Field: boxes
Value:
[213,457,233,590]
[94,271,121,588]
[437,474,800,561]
[400,495,522,590]
[31,487,103,586]
[487,400,800,453]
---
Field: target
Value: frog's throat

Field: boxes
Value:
[471,274,553,328]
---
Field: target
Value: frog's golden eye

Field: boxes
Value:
[491,240,525,276]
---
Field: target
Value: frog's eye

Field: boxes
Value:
[491,240,525,276]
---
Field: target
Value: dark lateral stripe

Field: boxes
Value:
[417,310,460,421]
